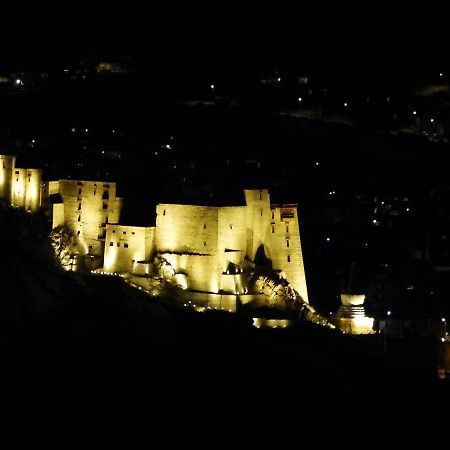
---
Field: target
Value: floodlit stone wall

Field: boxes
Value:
[104,224,155,273]
[0,154,16,203]
[0,155,42,212]
[269,205,308,303]
[56,180,123,258]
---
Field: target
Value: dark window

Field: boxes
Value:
[286,225,289,233]
[77,231,80,236]
[286,240,290,247]
[102,191,109,200]
[163,209,166,216]
[230,224,233,229]
[204,242,206,246]
[272,211,275,219]
[78,203,81,210]
[259,192,262,200]
[88,245,92,251]
[124,243,129,248]
[272,225,275,233]
[132,232,135,235]
[78,188,82,195]
[117,243,120,247]
[15,171,19,175]
[281,209,295,219]
[103,184,110,188]
[287,255,291,262]
[123,231,126,235]
[260,210,263,216]
[203,224,206,229]
[112,230,116,233]
[102,203,108,210]
[77,182,82,186]
[78,215,81,222]
[109,242,113,246]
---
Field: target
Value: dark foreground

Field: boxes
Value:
[1,275,449,449]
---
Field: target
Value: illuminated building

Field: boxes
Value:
[1,156,308,305]
[45,180,123,269]
[334,295,375,335]
[0,154,42,212]
[154,189,308,302]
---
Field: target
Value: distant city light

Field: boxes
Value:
[413,110,417,115]
[430,118,434,123]
[63,69,69,73]
[112,129,116,134]
[298,97,302,102]
[31,139,35,144]
[277,77,281,82]
[442,337,446,343]
[85,128,89,132]
[210,84,215,89]
[15,79,22,85]
[326,237,331,242]
[406,208,410,212]
[387,310,392,316]
[165,144,171,149]
[71,128,76,133]
[442,318,446,322]
[344,102,348,107]
[315,161,320,167]
[372,219,377,224]
[440,72,443,77]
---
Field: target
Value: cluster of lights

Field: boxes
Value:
[91,270,125,278]
[182,300,233,313]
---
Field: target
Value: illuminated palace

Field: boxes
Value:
[0,154,309,307]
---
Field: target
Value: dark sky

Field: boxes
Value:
[1,1,449,86]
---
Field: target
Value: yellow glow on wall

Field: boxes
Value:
[339,317,375,335]
[252,318,292,329]
[104,250,117,272]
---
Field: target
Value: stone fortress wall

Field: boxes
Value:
[0,154,308,302]
[0,154,42,212]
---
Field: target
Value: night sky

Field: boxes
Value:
[2,1,450,87]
